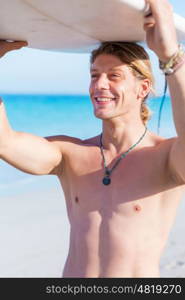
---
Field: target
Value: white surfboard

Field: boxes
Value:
[0,0,185,53]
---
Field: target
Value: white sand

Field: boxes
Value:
[0,177,69,278]
[0,176,185,278]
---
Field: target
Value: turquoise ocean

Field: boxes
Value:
[0,94,177,196]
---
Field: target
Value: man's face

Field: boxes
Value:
[89,54,142,120]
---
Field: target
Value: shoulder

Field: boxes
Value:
[147,131,175,150]
[143,131,176,172]
[146,132,179,167]
[147,132,185,184]
[45,134,100,175]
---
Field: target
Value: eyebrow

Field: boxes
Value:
[90,68,98,72]
[110,68,124,72]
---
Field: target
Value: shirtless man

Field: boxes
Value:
[0,0,185,278]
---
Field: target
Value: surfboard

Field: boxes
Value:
[0,0,185,53]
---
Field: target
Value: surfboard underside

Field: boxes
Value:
[0,0,185,53]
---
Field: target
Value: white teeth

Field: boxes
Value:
[96,97,113,102]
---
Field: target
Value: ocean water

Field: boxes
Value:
[0,94,176,195]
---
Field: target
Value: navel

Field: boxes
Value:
[134,204,142,212]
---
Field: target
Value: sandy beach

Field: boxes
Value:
[0,176,69,278]
[0,175,185,278]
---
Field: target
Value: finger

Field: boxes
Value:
[143,23,155,31]
[9,41,28,49]
[4,41,28,53]
[145,11,152,18]
[143,1,152,17]
[145,0,160,17]
[14,41,28,46]
[143,15,156,29]
[145,0,173,20]
[144,15,155,23]
[0,40,28,51]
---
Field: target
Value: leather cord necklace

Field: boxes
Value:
[100,126,148,185]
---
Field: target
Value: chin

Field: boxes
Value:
[94,110,114,120]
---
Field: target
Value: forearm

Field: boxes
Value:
[167,62,185,140]
[143,0,185,139]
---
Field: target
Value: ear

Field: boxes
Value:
[137,79,151,100]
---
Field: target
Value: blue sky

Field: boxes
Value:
[0,0,184,95]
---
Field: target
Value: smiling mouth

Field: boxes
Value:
[95,97,115,103]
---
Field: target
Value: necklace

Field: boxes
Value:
[100,126,148,185]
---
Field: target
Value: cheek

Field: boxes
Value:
[89,82,93,96]
[123,81,138,99]
[119,84,138,105]
[89,80,95,93]
[116,84,126,99]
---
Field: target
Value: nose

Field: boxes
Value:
[94,74,109,90]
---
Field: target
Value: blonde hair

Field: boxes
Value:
[90,42,155,124]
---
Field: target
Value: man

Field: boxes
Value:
[0,0,185,277]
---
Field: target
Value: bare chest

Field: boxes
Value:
[60,146,177,217]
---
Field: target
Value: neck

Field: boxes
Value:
[101,118,147,155]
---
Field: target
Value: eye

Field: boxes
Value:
[110,73,121,78]
[90,73,98,78]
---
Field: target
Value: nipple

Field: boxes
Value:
[134,204,142,212]
[75,196,79,204]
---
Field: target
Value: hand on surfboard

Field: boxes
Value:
[143,0,178,62]
[0,40,28,58]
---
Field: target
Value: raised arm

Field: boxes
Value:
[0,99,62,175]
[144,0,185,184]
[0,40,62,175]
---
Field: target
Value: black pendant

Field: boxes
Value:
[102,176,111,185]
